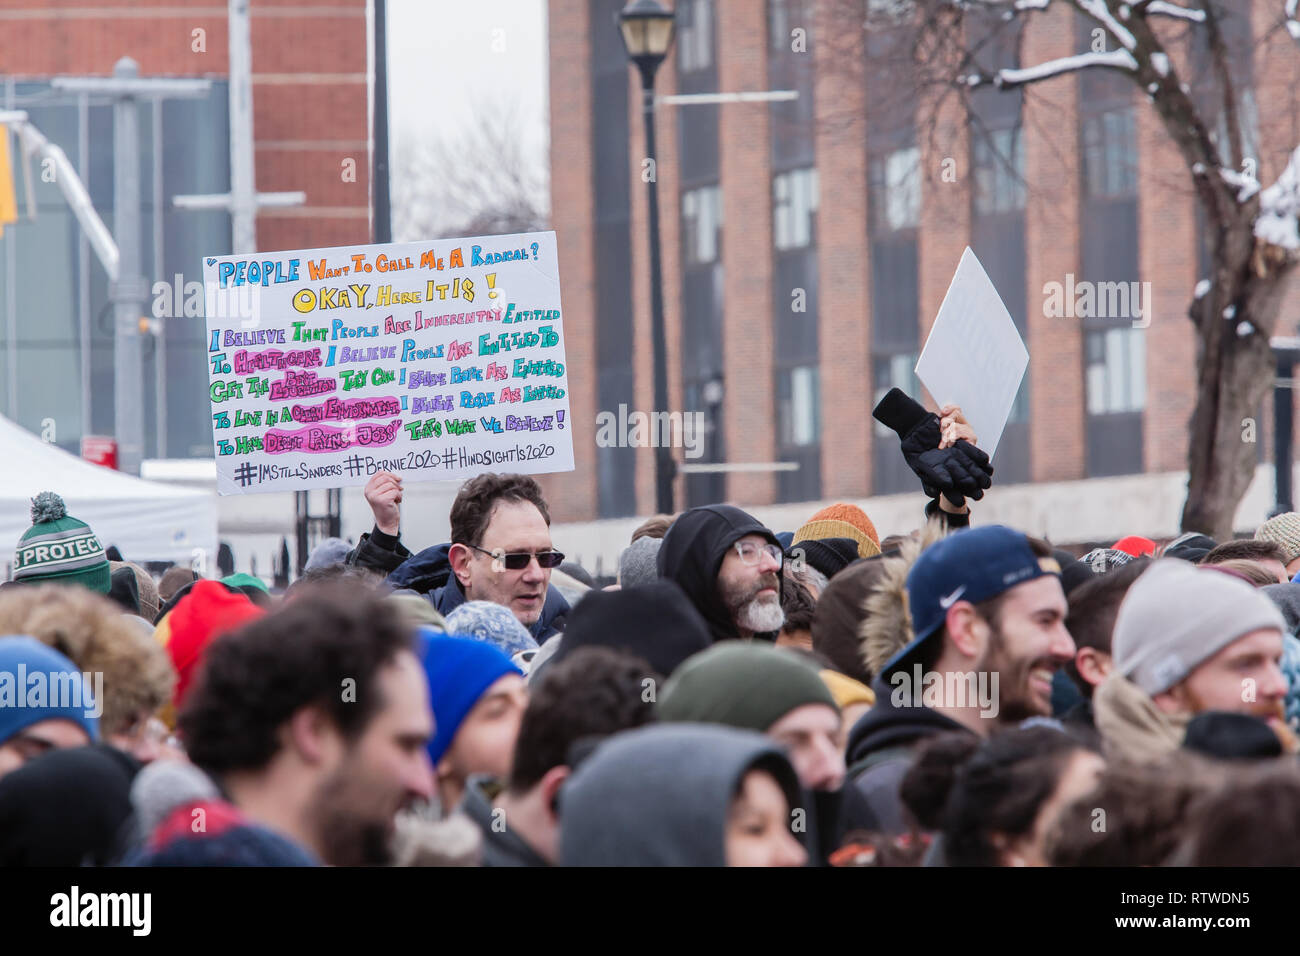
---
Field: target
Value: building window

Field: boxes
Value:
[768,0,788,51]
[677,0,713,74]
[777,365,820,447]
[1215,87,1260,171]
[682,185,723,265]
[972,126,1026,215]
[1082,108,1137,199]
[773,167,818,250]
[1085,326,1146,415]
[869,146,920,233]
[872,352,919,438]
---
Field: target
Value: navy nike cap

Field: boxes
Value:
[881,525,1061,677]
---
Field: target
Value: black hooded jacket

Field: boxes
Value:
[549,579,711,677]
[843,681,975,834]
[656,504,782,644]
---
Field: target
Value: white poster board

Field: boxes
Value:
[914,247,1028,459]
[203,231,574,495]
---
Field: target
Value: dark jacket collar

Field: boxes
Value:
[459,776,550,867]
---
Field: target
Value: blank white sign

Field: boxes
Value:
[914,247,1028,459]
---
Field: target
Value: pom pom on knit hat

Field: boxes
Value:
[31,492,67,523]
[12,492,111,594]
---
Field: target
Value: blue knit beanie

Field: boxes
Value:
[0,636,100,746]
[443,601,538,658]
[418,629,521,766]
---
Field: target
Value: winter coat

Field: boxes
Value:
[844,684,975,834]
[458,775,549,867]
[1092,671,1191,763]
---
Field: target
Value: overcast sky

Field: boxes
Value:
[386,0,550,171]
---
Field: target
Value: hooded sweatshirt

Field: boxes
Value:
[550,579,711,677]
[844,681,975,833]
[559,723,804,866]
[657,505,782,644]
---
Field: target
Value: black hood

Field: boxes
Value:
[550,579,710,677]
[656,504,781,644]
[845,678,974,768]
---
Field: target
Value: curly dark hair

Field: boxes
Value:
[179,584,416,775]
[908,726,1097,866]
[507,646,659,795]
[780,575,817,635]
[449,473,550,548]
[1046,754,1226,866]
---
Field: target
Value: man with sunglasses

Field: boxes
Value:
[658,504,787,644]
[348,471,570,641]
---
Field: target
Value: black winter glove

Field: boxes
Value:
[872,388,994,506]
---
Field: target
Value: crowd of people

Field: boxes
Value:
[4,387,1300,867]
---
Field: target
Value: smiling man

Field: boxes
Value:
[1094,558,1293,762]
[845,525,1073,833]
[658,505,786,643]
[348,471,570,640]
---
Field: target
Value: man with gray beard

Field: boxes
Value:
[658,505,786,643]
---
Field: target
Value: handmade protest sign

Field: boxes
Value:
[202,231,574,495]
[914,246,1028,459]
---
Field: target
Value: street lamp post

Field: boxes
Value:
[619,0,677,516]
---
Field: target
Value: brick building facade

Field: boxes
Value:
[546,0,1300,527]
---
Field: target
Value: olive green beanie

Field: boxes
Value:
[658,641,838,732]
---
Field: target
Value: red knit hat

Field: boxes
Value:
[1112,535,1156,557]
[158,580,266,712]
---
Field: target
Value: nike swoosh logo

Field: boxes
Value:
[938,585,967,609]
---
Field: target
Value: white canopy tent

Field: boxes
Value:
[0,414,217,574]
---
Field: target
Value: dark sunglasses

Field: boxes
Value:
[465,544,566,570]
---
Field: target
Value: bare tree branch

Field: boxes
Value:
[392,98,549,242]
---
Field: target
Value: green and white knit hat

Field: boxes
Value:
[12,492,111,593]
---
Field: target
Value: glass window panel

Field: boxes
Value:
[1129,326,1146,411]
[885,147,920,230]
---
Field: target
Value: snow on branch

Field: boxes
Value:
[987,48,1137,87]
[1075,0,1137,50]
[1256,145,1300,251]
[1287,0,1300,41]
[1144,2,1206,21]
[1220,167,1260,203]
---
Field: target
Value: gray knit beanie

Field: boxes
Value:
[618,535,662,588]
[1112,558,1287,695]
